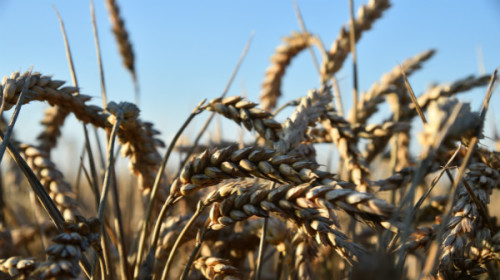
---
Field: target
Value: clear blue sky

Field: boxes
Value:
[1,0,499,166]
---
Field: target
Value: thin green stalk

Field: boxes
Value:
[0,130,64,229]
[0,167,4,225]
[0,69,32,164]
[273,98,300,117]
[420,70,497,277]
[410,144,461,219]
[133,78,140,107]
[293,1,321,74]
[111,169,132,280]
[93,128,106,179]
[276,252,284,280]
[390,89,401,205]
[331,76,344,116]
[181,32,253,168]
[54,5,101,201]
[160,202,205,280]
[395,104,462,274]
[256,182,275,280]
[98,231,111,279]
[401,65,427,124]
[97,114,121,221]
[90,0,108,108]
[28,188,48,252]
[348,0,359,124]
[0,130,92,278]
[180,227,208,280]
[75,145,86,201]
[133,99,206,279]
[93,114,121,279]
[255,217,268,280]
[423,137,478,276]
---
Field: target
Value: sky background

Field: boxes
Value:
[0,0,499,170]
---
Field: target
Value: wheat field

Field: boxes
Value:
[0,0,499,279]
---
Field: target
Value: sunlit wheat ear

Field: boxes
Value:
[36,106,71,155]
[321,108,371,190]
[205,226,260,271]
[0,256,38,278]
[260,31,320,112]
[20,144,81,221]
[194,256,241,280]
[478,148,500,170]
[320,0,391,82]
[207,183,368,264]
[310,120,410,144]
[172,145,325,198]
[363,75,490,164]
[404,226,436,253]
[175,145,396,225]
[274,86,332,154]
[405,74,491,119]
[106,101,166,200]
[351,49,435,125]
[1,224,58,258]
[0,72,164,198]
[1,216,101,279]
[438,163,500,279]
[105,0,136,82]
[205,96,282,144]
[371,166,414,191]
[418,98,480,148]
[292,229,319,280]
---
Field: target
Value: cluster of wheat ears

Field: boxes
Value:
[0,0,499,279]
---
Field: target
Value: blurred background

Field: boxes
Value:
[0,0,499,171]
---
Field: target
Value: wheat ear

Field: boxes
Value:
[205,96,282,143]
[438,163,499,278]
[19,144,81,221]
[1,71,164,198]
[207,183,368,263]
[194,256,241,280]
[0,256,37,278]
[320,0,391,81]
[274,86,332,154]
[321,108,371,190]
[105,0,136,83]
[260,32,320,111]
[1,216,101,279]
[363,75,489,164]
[350,49,435,125]
[292,229,318,280]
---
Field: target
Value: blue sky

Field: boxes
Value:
[0,0,499,168]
